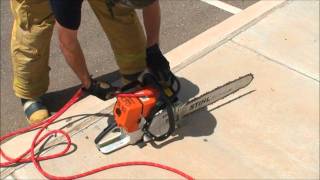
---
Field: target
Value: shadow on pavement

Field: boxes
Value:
[149,81,255,149]
[42,71,120,113]
[149,77,217,148]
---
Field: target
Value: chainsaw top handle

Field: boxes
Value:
[140,72,178,141]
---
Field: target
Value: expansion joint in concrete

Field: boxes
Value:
[230,40,319,82]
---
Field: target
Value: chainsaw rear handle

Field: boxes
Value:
[94,122,117,145]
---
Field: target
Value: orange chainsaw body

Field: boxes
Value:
[113,87,159,133]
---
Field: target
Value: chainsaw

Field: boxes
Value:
[95,71,254,154]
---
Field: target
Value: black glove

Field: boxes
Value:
[83,79,118,101]
[146,44,173,82]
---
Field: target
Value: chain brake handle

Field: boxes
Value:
[140,73,179,141]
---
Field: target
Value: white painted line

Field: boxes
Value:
[201,0,243,14]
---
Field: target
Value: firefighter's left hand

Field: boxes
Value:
[146,44,173,83]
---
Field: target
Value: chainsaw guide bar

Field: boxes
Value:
[177,73,254,119]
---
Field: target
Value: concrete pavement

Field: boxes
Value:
[1,0,319,179]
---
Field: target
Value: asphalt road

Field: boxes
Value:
[0,0,257,135]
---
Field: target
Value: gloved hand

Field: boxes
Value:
[146,44,173,82]
[83,79,118,101]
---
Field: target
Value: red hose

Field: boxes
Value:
[0,89,194,180]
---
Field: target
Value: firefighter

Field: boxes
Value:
[10,0,172,124]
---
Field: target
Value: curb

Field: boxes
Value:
[167,0,287,73]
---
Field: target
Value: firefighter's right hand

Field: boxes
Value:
[83,79,118,101]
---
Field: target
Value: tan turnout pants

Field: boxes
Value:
[11,0,146,99]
